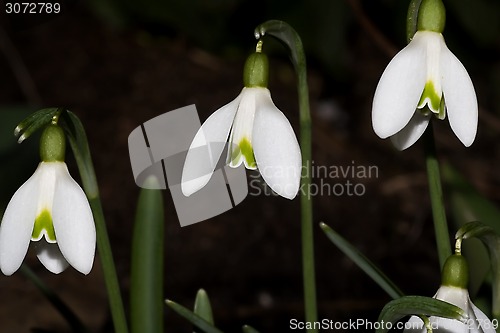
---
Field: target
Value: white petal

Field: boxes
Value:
[35,240,69,274]
[435,285,469,309]
[417,31,444,114]
[228,87,258,169]
[253,90,301,199]
[181,91,242,196]
[403,316,425,332]
[52,163,96,275]
[441,44,478,147]
[0,165,41,275]
[372,33,427,138]
[469,301,496,333]
[390,112,430,150]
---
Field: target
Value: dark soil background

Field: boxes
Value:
[1,0,500,332]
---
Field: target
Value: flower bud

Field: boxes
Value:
[417,0,446,33]
[243,52,269,88]
[441,254,468,289]
[40,124,66,162]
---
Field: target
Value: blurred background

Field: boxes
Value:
[1,0,500,331]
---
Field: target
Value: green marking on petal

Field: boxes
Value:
[437,95,446,120]
[418,81,442,114]
[231,137,256,169]
[32,209,56,243]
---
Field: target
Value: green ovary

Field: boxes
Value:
[231,137,256,169]
[32,209,56,243]
[418,81,442,115]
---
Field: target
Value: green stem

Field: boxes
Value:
[298,57,316,333]
[254,20,317,331]
[424,124,452,268]
[407,0,423,42]
[90,198,129,333]
[61,111,129,333]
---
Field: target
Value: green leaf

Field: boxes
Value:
[456,222,500,318]
[194,289,214,326]
[320,222,404,300]
[377,296,467,333]
[166,300,224,333]
[242,325,260,333]
[131,176,165,333]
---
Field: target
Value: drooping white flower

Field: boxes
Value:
[372,30,477,150]
[181,50,301,199]
[404,285,495,333]
[0,125,96,275]
[405,254,495,333]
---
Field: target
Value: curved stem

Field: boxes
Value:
[255,20,317,332]
[424,124,451,268]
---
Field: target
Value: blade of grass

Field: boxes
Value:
[166,300,224,333]
[320,222,404,299]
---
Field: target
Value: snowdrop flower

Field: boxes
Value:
[182,43,301,199]
[405,254,495,332]
[0,124,96,275]
[372,0,477,150]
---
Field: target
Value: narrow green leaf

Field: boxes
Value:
[166,300,224,333]
[456,222,500,318]
[242,325,260,333]
[320,222,404,299]
[131,176,165,333]
[377,296,466,333]
[194,289,214,325]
